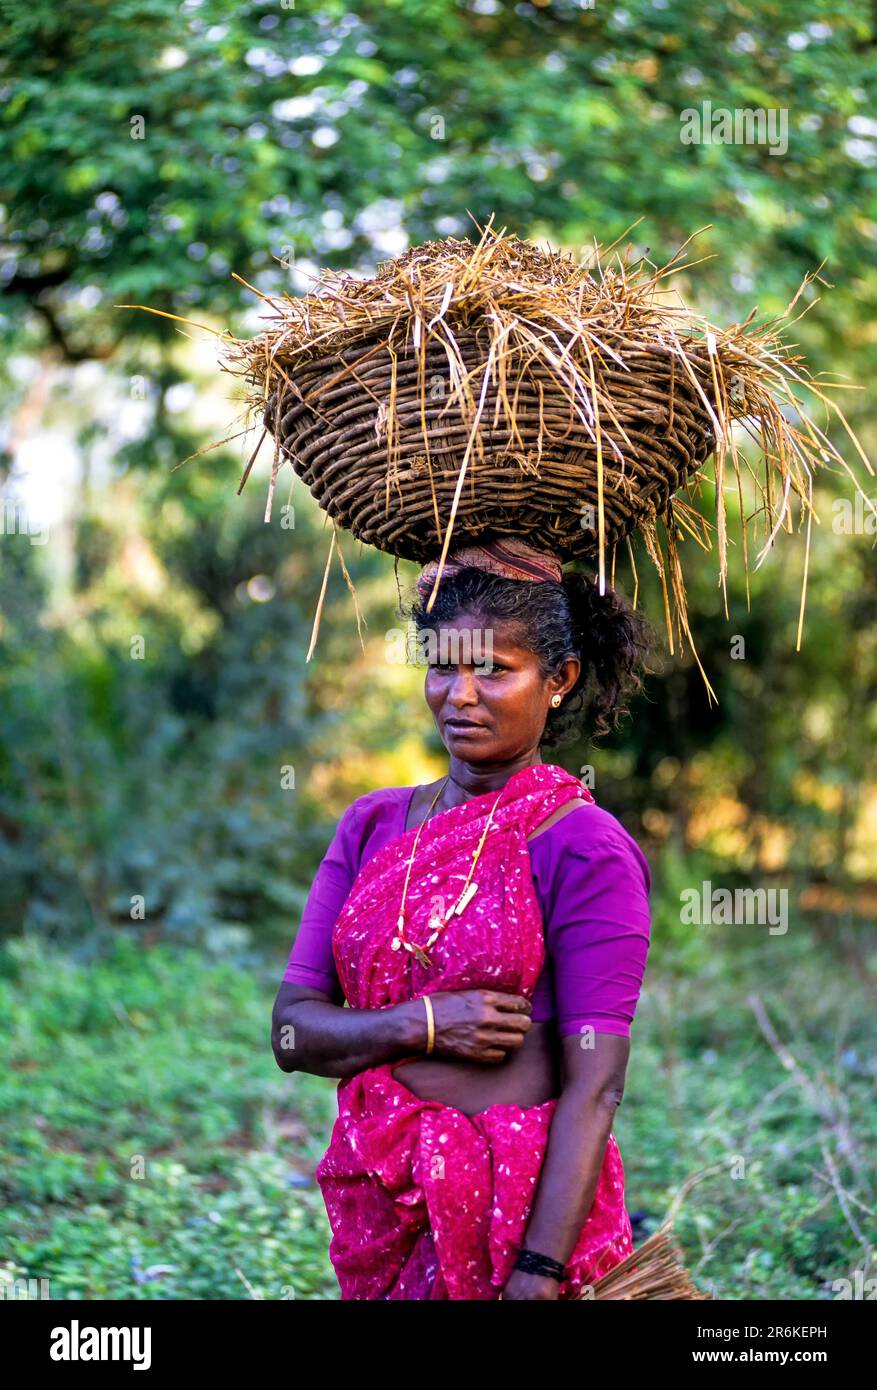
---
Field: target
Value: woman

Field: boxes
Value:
[272,537,653,1300]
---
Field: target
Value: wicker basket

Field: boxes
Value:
[264,326,716,564]
[220,221,870,675]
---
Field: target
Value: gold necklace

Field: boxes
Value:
[391,777,505,968]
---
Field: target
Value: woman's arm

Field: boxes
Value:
[273,796,433,1077]
[502,824,651,1299]
[272,982,534,1079]
[502,1033,629,1299]
[272,982,429,1078]
[274,792,534,1079]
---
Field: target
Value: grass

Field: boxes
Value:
[0,936,338,1300]
[1,920,874,1300]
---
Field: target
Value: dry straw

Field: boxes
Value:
[128,215,874,692]
[585,1221,712,1301]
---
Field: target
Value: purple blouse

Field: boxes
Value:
[282,785,652,1039]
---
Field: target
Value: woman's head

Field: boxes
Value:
[407,566,652,763]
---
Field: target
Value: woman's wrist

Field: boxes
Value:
[500,1269,562,1301]
[393,997,434,1055]
[513,1246,567,1281]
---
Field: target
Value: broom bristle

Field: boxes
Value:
[583,1223,712,1300]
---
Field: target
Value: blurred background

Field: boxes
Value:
[0,0,874,1300]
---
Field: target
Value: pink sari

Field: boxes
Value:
[314,762,634,1300]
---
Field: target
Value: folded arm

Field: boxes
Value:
[272,982,535,1079]
[272,982,429,1078]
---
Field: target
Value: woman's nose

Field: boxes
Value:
[446,668,479,706]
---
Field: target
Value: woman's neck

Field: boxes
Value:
[444,750,543,805]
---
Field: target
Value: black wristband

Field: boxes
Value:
[512,1246,567,1282]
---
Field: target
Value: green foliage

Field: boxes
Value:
[1,0,876,384]
[0,443,399,947]
[626,921,877,1299]
[1,0,876,1303]
[2,928,874,1300]
[0,936,340,1300]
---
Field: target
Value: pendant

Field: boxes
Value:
[454,881,478,916]
[411,944,432,969]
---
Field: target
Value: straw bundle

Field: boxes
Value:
[221,216,872,686]
[585,1222,711,1301]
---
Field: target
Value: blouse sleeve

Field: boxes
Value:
[281,801,362,1002]
[544,828,652,1039]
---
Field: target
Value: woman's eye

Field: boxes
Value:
[426,661,505,675]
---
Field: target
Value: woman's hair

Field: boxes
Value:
[408,567,653,746]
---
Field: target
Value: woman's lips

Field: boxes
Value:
[444,718,488,732]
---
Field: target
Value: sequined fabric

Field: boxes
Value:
[315,762,634,1299]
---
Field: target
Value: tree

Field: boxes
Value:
[1,0,875,392]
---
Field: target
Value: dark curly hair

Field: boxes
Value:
[406,567,653,746]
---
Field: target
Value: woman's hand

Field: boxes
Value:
[499,1269,561,1301]
[429,988,532,1063]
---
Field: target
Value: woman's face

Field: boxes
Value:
[422,610,580,765]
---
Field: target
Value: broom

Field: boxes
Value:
[583,1220,712,1300]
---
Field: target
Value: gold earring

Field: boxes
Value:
[551,694,562,708]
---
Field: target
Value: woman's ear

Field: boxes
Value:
[552,656,581,699]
